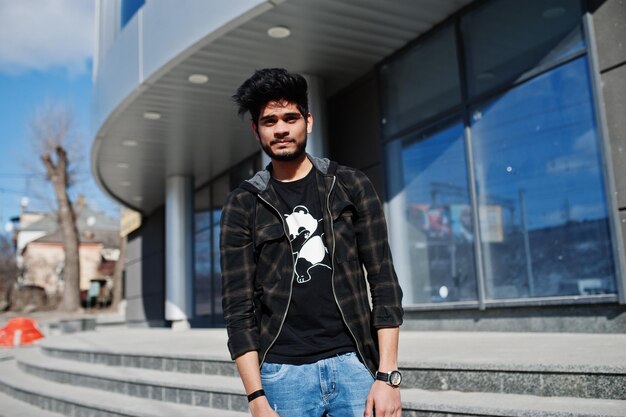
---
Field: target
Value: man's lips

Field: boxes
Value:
[271,138,295,145]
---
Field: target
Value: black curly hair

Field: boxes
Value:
[233,68,309,126]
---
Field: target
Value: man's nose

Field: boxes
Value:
[274,121,289,138]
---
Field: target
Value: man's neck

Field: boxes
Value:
[271,154,313,182]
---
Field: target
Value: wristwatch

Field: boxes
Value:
[375,370,402,388]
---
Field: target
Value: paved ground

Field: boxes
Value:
[0,309,109,328]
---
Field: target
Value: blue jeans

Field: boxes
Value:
[260,352,374,417]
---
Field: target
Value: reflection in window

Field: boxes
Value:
[212,209,222,318]
[396,122,477,303]
[462,0,584,98]
[471,57,615,299]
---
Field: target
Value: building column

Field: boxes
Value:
[165,175,194,329]
[303,74,328,159]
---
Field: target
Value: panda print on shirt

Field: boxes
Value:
[285,205,331,284]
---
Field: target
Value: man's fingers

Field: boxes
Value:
[364,395,374,417]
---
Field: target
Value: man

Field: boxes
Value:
[221,68,403,417]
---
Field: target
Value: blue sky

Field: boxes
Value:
[0,0,119,234]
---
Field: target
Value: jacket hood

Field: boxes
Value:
[242,154,337,194]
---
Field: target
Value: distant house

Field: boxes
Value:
[16,198,120,302]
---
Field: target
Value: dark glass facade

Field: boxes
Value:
[381,0,617,306]
[193,155,260,325]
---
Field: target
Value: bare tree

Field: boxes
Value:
[29,102,82,312]
[110,235,126,311]
[0,234,18,310]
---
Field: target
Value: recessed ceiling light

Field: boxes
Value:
[542,7,566,19]
[143,111,161,120]
[120,181,131,187]
[117,162,129,168]
[188,74,209,84]
[122,140,138,147]
[267,26,291,39]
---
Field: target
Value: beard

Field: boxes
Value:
[260,136,308,162]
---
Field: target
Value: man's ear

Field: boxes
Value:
[306,112,313,134]
[251,122,260,141]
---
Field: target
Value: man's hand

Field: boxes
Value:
[364,380,401,417]
[249,396,280,417]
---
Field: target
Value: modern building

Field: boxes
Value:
[92,0,626,331]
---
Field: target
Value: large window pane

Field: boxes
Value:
[395,122,477,304]
[194,186,211,316]
[471,57,616,300]
[462,0,584,98]
[194,229,212,316]
[211,209,222,321]
[380,25,461,138]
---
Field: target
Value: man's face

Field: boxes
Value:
[253,99,312,162]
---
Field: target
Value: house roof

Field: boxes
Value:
[20,200,120,248]
[32,228,120,248]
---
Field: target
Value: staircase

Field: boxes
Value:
[0,329,624,416]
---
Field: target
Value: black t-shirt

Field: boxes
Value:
[265,168,355,364]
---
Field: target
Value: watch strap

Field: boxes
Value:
[375,371,390,382]
[247,389,265,402]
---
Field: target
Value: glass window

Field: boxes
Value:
[380,25,461,138]
[194,229,212,316]
[471,57,616,300]
[194,186,211,317]
[394,122,478,304]
[462,0,584,98]
[211,209,222,321]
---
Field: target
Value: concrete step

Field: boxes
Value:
[11,348,626,417]
[400,388,626,417]
[0,359,249,417]
[39,332,626,400]
[6,352,625,417]
[398,331,626,400]
[15,347,247,412]
[0,390,65,417]
[38,330,238,378]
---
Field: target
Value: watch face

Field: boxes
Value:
[389,370,402,387]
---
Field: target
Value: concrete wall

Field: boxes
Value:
[125,206,166,327]
[403,304,626,333]
[590,0,626,268]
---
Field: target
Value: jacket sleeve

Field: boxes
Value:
[220,189,260,359]
[350,169,404,329]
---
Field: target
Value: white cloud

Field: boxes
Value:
[0,0,94,75]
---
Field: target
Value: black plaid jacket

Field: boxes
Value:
[220,155,403,375]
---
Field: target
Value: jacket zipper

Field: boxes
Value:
[257,194,296,367]
[327,176,374,378]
